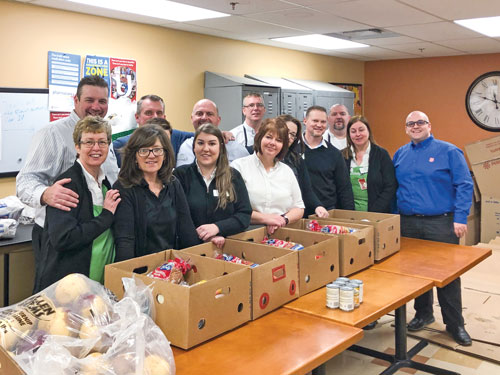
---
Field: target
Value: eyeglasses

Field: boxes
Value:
[80,140,109,148]
[405,120,429,128]
[137,147,165,157]
[288,132,297,140]
[243,103,265,109]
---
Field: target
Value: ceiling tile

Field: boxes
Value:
[382,41,465,57]
[172,0,297,15]
[309,0,441,27]
[387,21,481,41]
[164,22,247,40]
[245,7,371,34]
[336,45,418,59]
[186,15,302,39]
[398,0,500,21]
[360,35,421,46]
[435,38,500,54]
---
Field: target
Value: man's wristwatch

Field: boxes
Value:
[281,214,289,225]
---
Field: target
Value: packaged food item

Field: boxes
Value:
[0,218,18,238]
[1,273,175,375]
[148,257,193,284]
[215,253,259,268]
[307,220,356,234]
[261,237,305,250]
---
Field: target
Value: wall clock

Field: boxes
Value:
[466,71,500,131]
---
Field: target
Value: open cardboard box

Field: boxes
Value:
[0,347,24,375]
[287,219,374,276]
[465,135,500,242]
[181,239,299,320]
[104,249,251,349]
[309,209,400,261]
[228,227,339,296]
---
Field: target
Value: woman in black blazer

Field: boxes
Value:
[174,124,251,247]
[342,115,397,214]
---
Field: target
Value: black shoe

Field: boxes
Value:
[446,325,472,346]
[363,320,377,330]
[407,315,435,331]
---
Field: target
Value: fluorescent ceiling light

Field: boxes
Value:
[271,34,368,50]
[67,0,230,22]
[454,16,500,37]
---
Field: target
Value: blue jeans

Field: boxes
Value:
[401,214,464,329]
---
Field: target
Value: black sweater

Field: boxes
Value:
[283,152,323,217]
[112,177,200,262]
[303,141,355,210]
[36,161,113,292]
[343,143,397,213]
[173,163,251,236]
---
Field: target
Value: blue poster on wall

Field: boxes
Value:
[83,55,110,94]
[48,51,81,111]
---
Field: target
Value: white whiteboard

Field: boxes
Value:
[0,88,49,175]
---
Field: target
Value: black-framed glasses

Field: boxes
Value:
[137,147,165,157]
[405,120,429,127]
[243,103,265,108]
[80,140,110,148]
[288,132,297,140]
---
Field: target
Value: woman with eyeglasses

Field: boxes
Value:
[174,124,251,247]
[35,116,121,291]
[113,124,200,261]
[342,115,397,214]
[279,114,329,218]
[231,117,304,234]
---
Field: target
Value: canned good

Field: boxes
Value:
[339,286,354,311]
[336,277,350,283]
[348,282,360,308]
[350,279,364,303]
[326,283,339,309]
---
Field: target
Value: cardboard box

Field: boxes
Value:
[181,239,299,320]
[460,201,480,246]
[309,209,400,261]
[228,227,339,296]
[465,136,500,242]
[105,249,251,349]
[0,347,24,375]
[287,219,374,276]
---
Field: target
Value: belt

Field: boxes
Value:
[403,212,453,218]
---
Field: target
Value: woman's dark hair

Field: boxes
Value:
[193,123,235,209]
[342,115,376,160]
[253,117,289,162]
[278,114,304,164]
[118,124,175,187]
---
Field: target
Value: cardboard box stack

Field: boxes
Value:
[228,227,339,296]
[182,239,299,320]
[287,219,374,276]
[465,136,500,243]
[309,209,400,261]
[105,249,251,349]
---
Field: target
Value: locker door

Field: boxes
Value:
[298,93,314,121]
[282,92,296,116]
[262,91,279,120]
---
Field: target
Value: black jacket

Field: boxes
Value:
[173,163,251,236]
[343,143,397,213]
[36,161,114,292]
[112,177,200,262]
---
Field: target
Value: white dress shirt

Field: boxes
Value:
[230,122,255,148]
[231,153,304,215]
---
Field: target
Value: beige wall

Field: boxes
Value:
[0,0,363,194]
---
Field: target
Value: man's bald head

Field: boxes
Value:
[191,99,221,129]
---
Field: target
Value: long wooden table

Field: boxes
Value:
[172,308,363,375]
[285,238,492,375]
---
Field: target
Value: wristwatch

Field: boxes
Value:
[281,214,289,225]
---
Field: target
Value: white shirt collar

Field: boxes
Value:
[303,135,328,150]
[77,159,105,204]
[195,159,217,189]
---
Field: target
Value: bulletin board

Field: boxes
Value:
[0,88,50,176]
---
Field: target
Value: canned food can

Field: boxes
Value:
[350,279,363,303]
[326,283,339,309]
[348,282,360,308]
[339,286,354,311]
[336,277,350,283]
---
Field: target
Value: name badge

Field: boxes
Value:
[213,189,219,197]
[358,178,367,190]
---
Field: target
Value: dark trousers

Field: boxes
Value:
[401,214,464,329]
[32,223,43,294]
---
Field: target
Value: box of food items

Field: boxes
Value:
[0,273,175,375]
[105,249,251,349]
[181,239,299,320]
[287,219,374,276]
[310,209,400,261]
[228,227,339,296]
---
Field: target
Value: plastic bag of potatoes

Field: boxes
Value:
[0,273,174,375]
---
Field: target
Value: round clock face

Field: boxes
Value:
[466,71,500,131]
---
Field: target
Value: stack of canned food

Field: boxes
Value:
[326,277,364,312]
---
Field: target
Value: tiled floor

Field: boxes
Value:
[324,315,500,375]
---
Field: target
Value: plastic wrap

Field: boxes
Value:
[0,273,175,375]
[0,196,25,220]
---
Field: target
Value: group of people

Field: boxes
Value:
[16,75,474,346]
